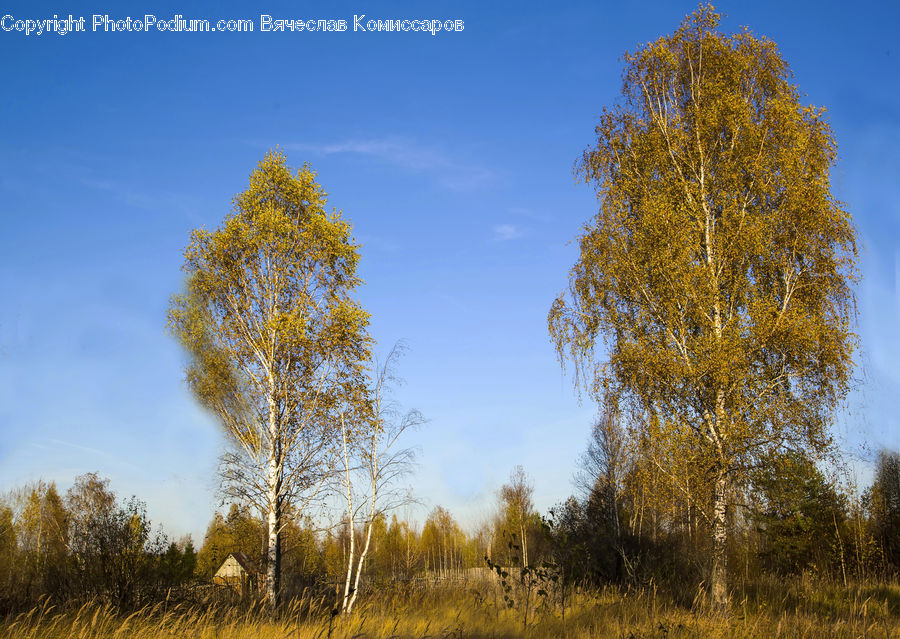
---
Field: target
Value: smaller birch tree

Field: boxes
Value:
[338,341,422,615]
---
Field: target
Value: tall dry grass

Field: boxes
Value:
[2,580,899,638]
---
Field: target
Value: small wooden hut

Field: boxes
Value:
[213,552,258,598]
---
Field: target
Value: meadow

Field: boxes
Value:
[4,579,900,639]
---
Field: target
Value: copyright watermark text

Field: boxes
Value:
[1,13,465,36]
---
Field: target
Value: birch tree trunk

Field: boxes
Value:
[520,523,528,569]
[265,464,280,609]
[710,473,728,610]
[347,427,380,614]
[340,416,356,614]
[265,453,281,607]
[265,383,281,610]
[340,518,355,613]
[347,515,374,614]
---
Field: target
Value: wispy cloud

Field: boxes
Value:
[77,177,201,221]
[283,137,498,191]
[47,438,141,471]
[77,178,158,210]
[507,206,552,224]
[492,223,525,242]
[48,438,109,457]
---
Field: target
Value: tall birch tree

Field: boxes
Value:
[549,7,857,608]
[169,150,371,609]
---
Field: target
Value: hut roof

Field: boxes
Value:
[229,552,256,573]
[215,551,258,578]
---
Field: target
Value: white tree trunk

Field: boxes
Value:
[340,519,355,613]
[520,523,528,568]
[265,384,281,611]
[347,433,379,614]
[347,515,373,614]
[711,473,728,610]
[340,416,356,614]
[266,456,280,610]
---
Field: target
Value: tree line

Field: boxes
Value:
[0,465,542,610]
[3,449,899,614]
[0,473,194,612]
[549,418,900,595]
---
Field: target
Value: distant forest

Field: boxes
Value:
[2,447,900,612]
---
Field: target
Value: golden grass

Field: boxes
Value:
[3,580,900,638]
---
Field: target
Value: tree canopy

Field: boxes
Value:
[168,149,371,608]
[549,6,858,607]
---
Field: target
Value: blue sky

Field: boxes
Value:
[1,0,897,541]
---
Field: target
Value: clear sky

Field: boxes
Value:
[1,0,897,541]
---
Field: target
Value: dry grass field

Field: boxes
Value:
[3,579,900,639]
